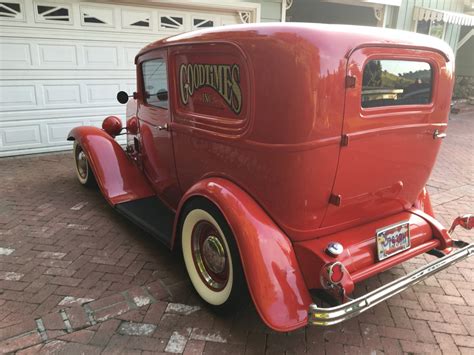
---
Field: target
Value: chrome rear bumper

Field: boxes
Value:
[309,243,474,326]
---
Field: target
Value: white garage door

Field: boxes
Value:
[0,0,253,156]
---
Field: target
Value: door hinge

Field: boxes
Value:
[345,76,356,88]
[329,194,342,207]
[341,134,349,147]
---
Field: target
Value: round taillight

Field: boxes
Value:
[102,116,123,137]
[329,262,344,284]
[126,116,138,135]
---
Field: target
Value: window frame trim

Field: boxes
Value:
[34,1,73,25]
[191,15,216,30]
[79,5,115,28]
[413,18,446,40]
[0,0,25,22]
[159,14,185,31]
[121,8,153,31]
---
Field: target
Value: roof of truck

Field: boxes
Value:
[137,22,454,61]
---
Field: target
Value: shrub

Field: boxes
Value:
[453,76,474,100]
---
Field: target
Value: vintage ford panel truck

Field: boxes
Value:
[67,23,473,332]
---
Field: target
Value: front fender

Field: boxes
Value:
[174,178,312,332]
[68,126,154,205]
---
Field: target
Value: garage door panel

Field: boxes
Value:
[0,70,135,80]
[86,83,120,104]
[83,45,119,66]
[158,12,187,32]
[1,125,42,147]
[43,84,81,105]
[38,44,78,66]
[0,25,174,41]
[121,8,154,31]
[47,120,84,143]
[125,83,136,94]
[0,43,32,68]
[0,114,126,153]
[0,106,126,122]
[0,85,37,108]
[0,0,246,155]
[0,80,136,113]
[124,46,144,66]
[1,38,144,70]
[42,115,125,145]
[83,82,124,106]
[80,5,115,28]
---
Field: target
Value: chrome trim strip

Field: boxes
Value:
[309,243,474,326]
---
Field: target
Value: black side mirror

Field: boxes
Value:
[156,90,168,102]
[117,91,130,104]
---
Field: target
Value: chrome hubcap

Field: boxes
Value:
[202,235,226,274]
[191,221,229,291]
[76,150,88,179]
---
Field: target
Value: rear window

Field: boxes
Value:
[361,60,432,108]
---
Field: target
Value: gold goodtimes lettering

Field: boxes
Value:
[179,63,242,114]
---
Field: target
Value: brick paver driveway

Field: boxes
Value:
[0,112,473,354]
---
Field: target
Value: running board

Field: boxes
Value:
[115,197,175,247]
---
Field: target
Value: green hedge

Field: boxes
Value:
[453,76,474,100]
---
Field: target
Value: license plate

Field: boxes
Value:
[376,221,410,261]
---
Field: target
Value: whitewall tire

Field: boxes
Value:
[180,199,248,312]
[73,141,96,188]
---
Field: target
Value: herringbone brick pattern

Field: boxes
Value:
[0,112,472,354]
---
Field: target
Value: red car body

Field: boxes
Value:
[68,23,473,332]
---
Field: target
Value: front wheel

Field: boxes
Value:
[73,141,97,188]
[180,199,248,313]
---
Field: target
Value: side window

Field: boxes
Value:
[361,60,432,108]
[142,59,168,109]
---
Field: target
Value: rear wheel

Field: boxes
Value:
[180,199,248,312]
[73,141,96,187]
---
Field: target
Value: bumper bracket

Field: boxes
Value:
[309,243,474,326]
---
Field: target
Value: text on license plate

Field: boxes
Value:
[376,221,410,261]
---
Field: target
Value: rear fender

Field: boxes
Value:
[414,187,435,217]
[67,126,154,205]
[173,178,312,332]
[410,207,452,250]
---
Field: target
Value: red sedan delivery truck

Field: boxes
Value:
[67,23,473,332]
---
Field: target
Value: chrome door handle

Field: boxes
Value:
[433,129,446,140]
[158,123,169,131]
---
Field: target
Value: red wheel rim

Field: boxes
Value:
[191,220,229,291]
